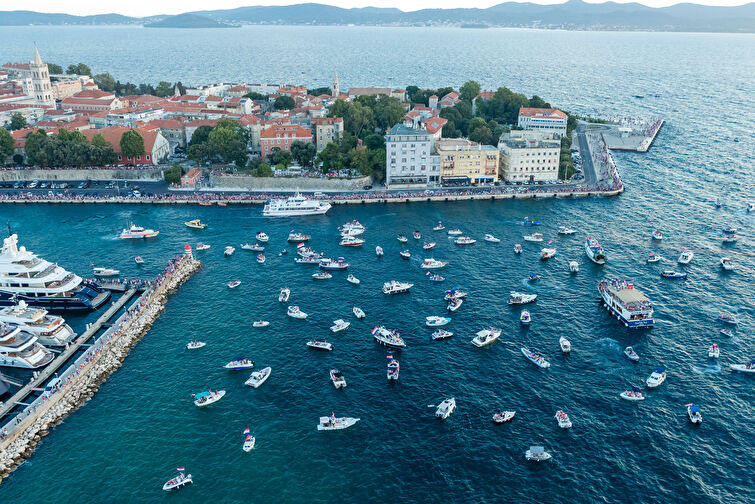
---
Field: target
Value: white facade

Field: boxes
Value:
[385,124,440,186]
[498,130,561,183]
[29,47,54,107]
[517,108,568,138]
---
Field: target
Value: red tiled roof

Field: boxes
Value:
[228,85,249,92]
[425,117,447,135]
[2,63,30,70]
[74,89,114,99]
[185,119,219,128]
[518,107,567,119]
[80,126,161,155]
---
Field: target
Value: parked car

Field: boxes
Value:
[362,185,373,190]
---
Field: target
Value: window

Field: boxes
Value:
[146,155,151,161]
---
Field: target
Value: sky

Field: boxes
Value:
[3,0,749,17]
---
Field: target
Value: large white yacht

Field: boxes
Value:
[0,300,76,346]
[0,323,54,369]
[0,234,110,312]
[263,193,331,217]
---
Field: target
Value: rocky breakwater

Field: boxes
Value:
[0,254,201,481]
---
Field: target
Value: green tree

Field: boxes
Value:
[91,133,110,148]
[315,142,342,173]
[255,162,272,177]
[0,128,14,161]
[459,80,481,103]
[348,147,371,176]
[13,154,24,165]
[208,118,250,167]
[164,164,183,184]
[155,81,174,97]
[187,143,211,163]
[120,130,145,160]
[243,91,267,100]
[307,87,331,96]
[189,125,213,146]
[442,120,460,138]
[94,73,115,92]
[290,141,317,168]
[273,95,295,110]
[267,147,291,167]
[10,113,27,131]
[47,63,63,74]
[371,96,405,131]
[363,133,385,150]
[66,63,92,76]
[469,125,493,146]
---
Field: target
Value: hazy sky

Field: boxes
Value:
[4,0,749,17]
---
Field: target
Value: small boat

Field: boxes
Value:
[134,256,144,264]
[387,356,399,380]
[307,340,333,351]
[193,390,226,407]
[372,326,406,348]
[647,253,662,263]
[620,387,645,401]
[719,312,738,325]
[520,310,531,325]
[646,367,666,388]
[93,267,119,277]
[279,287,290,302]
[287,306,308,319]
[687,404,702,424]
[241,243,264,252]
[558,225,576,235]
[227,280,241,289]
[435,397,456,419]
[708,343,720,359]
[399,250,411,260]
[317,414,360,431]
[432,329,453,340]
[224,246,235,256]
[525,446,551,462]
[295,256,320,265]
[661,270,687,279]
[427,273,445,282]
[730,360,755,373]
[217,202,227,207]
[252,320,269,328]
[346,274,360,285]
[421,258,447,269]
[444,288,467,300]
[447,228,462,236]
[559,336,571,353]
[382,280,413,294]
[242,432,256,452]
[447,297,463,312]
[330,368,347,389]
[195,243,211,251]
[484,234,500,243]
[554,410,572,429]
[162,471,192,491]
[720,257,734,271]
[245,366,271,388]
[224,357,255,370]
[652,230,663,240]
[433,221,445,231]
[339,236,365,247]
[585,237,606,264]
[522,217,540,226]
[624,346,639,362]
[426,316,451,327]
[288,232,311,242]
[471,327,501,347]
[185,219,207,229]
[397,234,408,243]
[198,201,211,206]
[514,244,523,254]
[256,232,269,242]
[413,231,421,240]
[256,254,265,264]
[375,246,384,257]
[677,250,694,264]
[715,197,722,208]
[319,258,349,270]
[508,291,537,305]
[312,272,332,280]
[423,242,436,250]
[722,234,738,243]
[569,261,579,273]
[722,226,737,234]
[340,220,365,233]
[353,307,365,319]
[186,341,206,350]
[748,202,755,212]
[528,273,541,282]
[523,233,543,242]
[330,319,351,332]
[521,347,550,368]
[454,236,476,245]
[492,411,516,423]
[720,328,734,338]
[540,248,557,260]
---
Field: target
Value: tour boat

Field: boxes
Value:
[624,346,639,362]
[455,236,476,245]
[598,279,654,328]
[718,312,737,325]
[677,250,694,264]
[720,328,733,338]
[720,257,734,271]
[320,258,349,270]
[559,336,571,353]
[447,297,463,312]
[382,281,413,294]
[432,329,453,340]
[520,310,531,325]
[399,250,411,260]
[620,387,645,401]
[525,446,551,462]
[569,261,579,273]
[134,256,144,264]
[287,306,308,319]
[492,411,516,423]
[433,222,445,231]
[435,397,456,419]
[652,230,663,240]
[661,270,687,279]
[708,343,720,358]
[521,347,550,368]
[252,321,269,328]
[508,291,537,305]
[120,223,159,239]
[646,367,666,388]
[256,254,266,264]
[242,432,256,452]
[471,327,501,347]
[185,219,207,230]
[647,253,662,263]
[372,326,406,348]
[330,319,351,332]
[514,244,523,254]
[0,324,54,368]
[227,280,241,289]
[279,287,290,302]
[421,258,447,269]
[224,246,235,256]
[413,231,421,240]
[242,243,265,252]
[426,316,451,327]
[558,225,576,235]
[353,307,366,319]
[687,404,702,424]
[444,288,467,300]
[317,413,360,431]
[554,410,572,429]
[312,272,332,280]
[387,356,399,381]
[193,390,226,407]
[427,273,445,282]
[330,368,347,388]
[224,357,255,370]
[524,233,543,243]
[729,360,755,373]
[307,340,333,351]
[263,193,331,217]
[256,232,269,242]
[339,236,365,247]
[423,242,436,250]
[93,267,119,277]
[375,246,384,257]
[484,234,500,243]
[0,301,76,346]
[346,274,360,285]
[287,232,311,242]
[195,243,210,251]
[186,341,206,350]
[447,228,463,236]
[397,234,408,243]
[585,237,606,264]
[162,470,192,491]
[245,366,271,388]
[540,248,557,260]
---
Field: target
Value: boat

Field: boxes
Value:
[120,222,159,239]
[426,316,451,327]
[263,193,331,217]
[722,226,737,234]
[677,251,694,264]
[330,368,347,388]
[399,249,411,260]
[433,222,445,232]
[421,258,447,269]
[522,217,540,226]
[558,225,576,235]
[312,272,332,280]
[198,201,211,207]
[652,230,663,240]
[715,197,722,208]
[471,327,501,347]
[525,446,551,462]
[339,236,365,247]
[397,234,408,243]
[720,328,733,338]
[624,346,639,362]
[195,243,210,251]
[186,341,206,349]
[224,357,255,370]
[387,356,399,380]
[720,258,734,271]
[447,228,462,236]
[647,253,662,263]
[598,279,654,328]
[224,246,235,256]
[162,470,192,491]
[317,413,360,431]
[646,367,666,388]
[297,247,318,258]
[569,261,579,273]
[287,306,308,319]
[0,300,75,346]
[444,288,467,300]
[0,323,54,368]
[508,291,537,305]
[708,343,720,358]
[730,360,755,373]
[514,244,523,254]
[432,329,453,340]
[227,280,241,289]
[540,247,557,260]
[722,234,738,243]
[307,340,333,351]
[661,270,687,279]
[278,249,287,257]
[319,258,349,270]
[435,398,456,419]
[92,267,119,277]
[484,234,500,243]
[294,255,320,265]
[184,219,207,230]
[382,281,413,295]
[346,274,360,285]
[241,243,265,252]
[256,232,269,242]
[330,319,350,332]
[521,347,550,368]
[339,220,365,233]
[427,273,445,282]
[748,202,755,212]
[353,307,365,319]
[447,297,463,312]
[423,242,436,250]
[372,326,406,348]
[559,336,571,353]
[554,410,572,428]
[252,321,269,328]
[585,237,606,264]
[193,390,226,407]
[245,366,271,388]
[413,231,421,240]
[375,246,384,257]
[492,411,516,423]
[523,233,543,242]
[279,288,290,302]
[242,432,256,452]
[620,387,645,401]
[0,234,110,312]
[256,254,265,264]
[520,310,531,325]
[719,312,738,325]
[528,273,540,282]
[687,404,702,424]
[217,202,227,207]
[287,232,311,242]
[134,256,144,265]
[455,236,476,245]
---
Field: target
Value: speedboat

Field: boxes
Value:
[287,306,308,319]
[652,230,663,240]
[569,261,579,273]
[722,234,738,243]
[413,231,421,240]
[540,247,557,260]
[185,219,207,229]
[558,225,576,235]
[435,397,456,419]
[224,357,254,370]
[340,220,365,233]
[242,243,265,252]
[120,222,159,239]
[93,267,119,277]
[317,414,360,431]
[514,244,523,254]
[722,226,737,234]
[307,340,333,351]
[471,327,501,347]
[319,258,349,270]
[227,280,241,289]
[730,360,755,373]
[444,288,467,300]
[559,336,571,353]
[720,328,733,338]
[330,319,350,332]
[421,258,447,269]
[256,232,269,242]
[340,227,364,238]
[432,329,453,340]
[162,470,192,491]
[647,253,662,263]
[508,291,537,305]
[677,250,694,264]
[288,232,311,242]
[256,254,266,264]
[661,270,687,279]
[646,367,666,388]
[719,312,738,325]
[427,273,445,282]
[528,273,540,282]
[376,246,384,257]
[372,326,406,348]
[484,234,501,243]
[720,258,734,271]
[687,404,702,424]
[346,274,360,285]
[279,287,290,302]
[193,390,226,407]
[134,256,144,264]
[447,228,462,236]
[525,446,551,462]
[423,242,436,250]
[387,357,399,380]
[620,387,645,401]
[523,233,543,242]
[433,221,445,232]
[382,281,413,294]
[748,202,755,212]
[520,310,531,325]
[353,307,365,319]
[224,246,235,256]
[339,236,365,247]
[245,366,271,388]
[708,343,720,358]
[399,250,411,260]
[554,410,572,429]
[624,346,639,362]
[312,272,332,280]
[295,255,320,265]
[330,368,347,388]
[186,341,206,350]
[521,347,550,368]
[242,432,256,452]
[252,320,269,328]
[715,197,722,208]
[447,297,463,312]
[492,411,516,423]
[426,316,451,327]
[522,217,540,226]
[455,236,476,245]
[585,237,606,264]
[196,243,210,251]
[397,234,408,243]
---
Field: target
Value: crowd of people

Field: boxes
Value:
[587,131,624,192]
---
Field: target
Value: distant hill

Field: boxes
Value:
[1,1,754,33]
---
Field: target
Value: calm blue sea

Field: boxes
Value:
[0,26,754,504]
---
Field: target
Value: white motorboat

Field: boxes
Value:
[193,390,226,407]
[432,329,453,340]
[297,246,318,257]
[340,228,364,238]
[720,328,734,338]
[624,346,639,362]
[372,326,406,348]
[252,320,269,328]
[514,244,523,254]
[256,232,269,242]
[312,272,332,280]
[559,336,571,353]
[661,270,687,279]
[722,234,738,243]
[330,368,347,388]
[569,261,579,273]
[447,297,463,312]
[447,228,462,236]
[423,242,436,250]
[433,221,445,232]
[444,289,467,300]
[399,249,411,260]
[242,243,265,252]
[263,193,331,217]
[719,312,738,325]
[353,307,365,319]
[677,250,694,264]
[484,234,501,243]
[134,255,144,265]
[186,341,206,350]
[346,274,360,285]
[195,243,210,251]
[435,397,456,419]
[93,267,119,277]
[455,236,476,245]
[375,246,384,257]
[620,387,645,401]
[288,231,311,242]
[525,446,551,462]
[730,360,755,373]
[427,273,445,282]
[245,366,271,388]
[708,343,720,359]
[471,327,501,348]
[317,414,360,431]
[540,247,557,260]
[287,306,308,319]
[0,300,76,346]
[340,220,365,233]
[652,230,663,241]
[426,316,451,327]
[523,233,543,242]
[162,471,192,491]
[720,258,734,271]
[387,357,399,380]
[279,287,290,302]
[339,236,365,247]
[0,324,54,368]
[520,310,531,325]
[585,237,606,264]
[224,246,235,256]
[687,404,702,424]
[554,410,572,429]
[242,432,256,452]
[508,291,537,305]
[413,231,421,240]
[646,367,666,388]
[330,319,351,332]
[227,280,241,289]
[521,347,550,368]
[421,258,447,269]
[492,411,516,423]
[224,357,254,370]
[307,340,333,351]
[319,258,349,270]
[558,225,576,235]
[397,234,408,243]
[382,281,413,295]
[120,222,159,239]
[647,253,662,263]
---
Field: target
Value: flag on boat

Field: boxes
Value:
[626,282,634,289]
[426,271,430,276]
[330,412,335,420]
[371,326,379,335]
[243,428,250,435]
[387,355,393,359]
[684,403,693,407]
[548,239,553,244]
[177,467,185,472]
[296,242,305,249]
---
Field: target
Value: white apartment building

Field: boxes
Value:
[517,108,568,138]
[498,130,561,183]
[385,124,440,186]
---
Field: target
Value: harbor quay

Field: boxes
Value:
[0,253,201,481]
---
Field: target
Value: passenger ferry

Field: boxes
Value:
[263,193,331,217]
[598,279,654,328]
[0,234,110,311]
[0,300,76,346]
[0,323,54,368]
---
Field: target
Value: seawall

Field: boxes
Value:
[0,168,163,182]
[209,173,371,191]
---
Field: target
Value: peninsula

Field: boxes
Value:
[144,13,239,29]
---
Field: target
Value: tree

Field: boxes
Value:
[174,82,187,96]
[91,133,110,148]
[268,147,291,167]
[290,141,316,168]
[469,126,493,146]
[155,81,174,97]
[255,162,272,177]
[66,63,92,76]
[363,133,385,150]
[315,142,341,173]
[13,154,24,165]
[348,147,371,176]
[243,91,267,100]
[208,118,250,167]
[307,87,331,96]
[442,120,460,138]
[164,164,183,184]
[0,128,14,161]
[47,63,63,74]
[94,73,115,92]
[10,113,27,131]
[459,80,481,103]
[120,130,145,160]
[189,125,213,147]
[273,95,295,110]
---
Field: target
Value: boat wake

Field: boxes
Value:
[691,364,721,375]
[595,337,622,353]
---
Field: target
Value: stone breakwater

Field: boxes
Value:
[0,255,201,482]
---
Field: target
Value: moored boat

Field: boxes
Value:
[186,341,206,349]
[471,327,501,347]
[287,231,311,242]
[93,267,119,277]
[585,237,606,264]
[399,250,411,260]
[620,387,645,401]
[339,236,365,247]
[521,347,550,368]
[677,250,694,264]
[224,246,235,256]
[447,296,463,312]
[508,291,537,305]
[540,247,557,260]
[421,258,447,269]
[524,233,543,242]
[0,300,76,346]
[193,390,226,407]
[319,258,349,270]
[646,367,666,388]
[624,346,639,362]
[387,356,399,380]
[245,366,271,388]
[375,246,384,257]
[134,256,144,264]
[307,340,333,351]
[435,397,456,419]
[652,230,663,240]
[525,446,551,462]
[185,219,207,229]
[647,253,662,263]
[427,272,445,282]
[278,287,290,302]
[554,410,572,428]
[252,320,269,328]
[0,324,54,368]
[264,194,331,217]
[447,228,462,236]
[397,234,408,243]
[454,236,476,245]
[687,404,702,424]
[432,329,453,340]
[330,368,347,388]
[317,413,360,431]
[224,357,254,370]
[330,319,350,332]
[162,470,192,491]
[353,307,365,319]
[256,232,269,242]
[559,336,571,353]
[382,281,413,294]
[729,360,755,373]
[242,431,256,452]
[718,312,737,325]
[346,274,360,285]
[661,270,687,279]
[241,243,264,252]
[569,261,579,273]
[433,221,445,231]
[312,272,332,280]
[558,225,576,235]
[426,316,451,327]
[514,244,523,254]
[413,231,421,240]
[287,306,308,318]
[227,280,241,289]
[520,310,531,325]
[484,234,500,243]
[423,242,436,250]
[195,243,210,251]
[372,325,406,348]
[720,257,734,271]
[708,343,720,358]
[492,411,516,423]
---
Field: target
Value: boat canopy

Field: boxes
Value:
[689,406,701,413]
[530,446,545,453]
[194,391,210,398]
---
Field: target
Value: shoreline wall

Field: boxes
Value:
[209,173,371,191]
[0,169,163,182]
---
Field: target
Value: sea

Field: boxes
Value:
[0,26,754,504]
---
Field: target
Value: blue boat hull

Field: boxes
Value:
[0,284,110,312]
